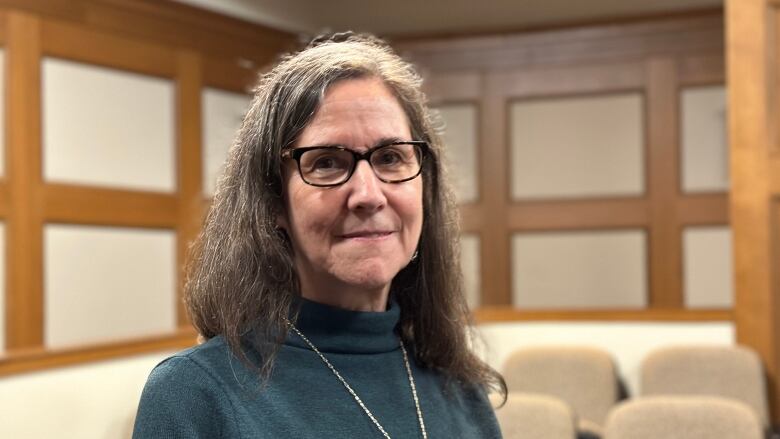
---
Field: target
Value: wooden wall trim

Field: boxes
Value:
[0,327,197,377]
[0,0,293,64]
[396,11,723,72]
[771,156,780,194]
[679,53,727,85]
[474,307,733,323]
[676,193,729,224]
[41,18,177,77]
[42,184,178,228]
[728,0,780,424]
[507,199,650,231]
[6,11,44,350]
[0,11,6,42]
[646,57,683,308]
[491,62,644,98]
[203,55,257,93]
[479,85,510,306]
[175,50,204,327]
[0,184,8,218]
[420,71,482,103]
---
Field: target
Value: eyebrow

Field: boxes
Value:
[303,137,407,150]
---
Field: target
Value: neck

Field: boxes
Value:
[299,278,390,312]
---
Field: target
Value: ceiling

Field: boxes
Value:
[174,0,721,38]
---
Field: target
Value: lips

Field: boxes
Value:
[340,230,394,239]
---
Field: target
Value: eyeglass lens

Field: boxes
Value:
[298,143,422,186]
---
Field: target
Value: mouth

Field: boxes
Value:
[340,231,394,240]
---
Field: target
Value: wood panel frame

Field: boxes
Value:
[0,1,294,376]
[400,10,729,315]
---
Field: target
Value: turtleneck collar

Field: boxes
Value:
[286,297,401,354]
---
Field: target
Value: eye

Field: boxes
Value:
[374,148,404,166]
[301,149,351,174]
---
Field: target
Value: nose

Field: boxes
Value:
[346,160,387,212]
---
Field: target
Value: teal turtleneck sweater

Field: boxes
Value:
[133,299,502,438]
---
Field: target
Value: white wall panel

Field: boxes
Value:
[476,321,734,397]
[681,86,728,193]
[460,234,481,309]
[0,351,176,439]
[512,230,647,308]
[510,94,644,199]
[202,88,251,196]
[44,225,177,348]
[43,58,175,192]
[435,104,479,203]
[0,49,5,177]
[0,223,5,354]
[683,226,734,308]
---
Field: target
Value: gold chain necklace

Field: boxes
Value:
[286,321,428,439]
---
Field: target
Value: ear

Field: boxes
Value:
[276,209,289,231]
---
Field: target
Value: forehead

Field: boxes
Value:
[295,77,411,149]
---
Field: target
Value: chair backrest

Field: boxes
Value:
[493,393,577,439]
[603,396,764,439]
[502,346,619,427]
[640,345,768,425]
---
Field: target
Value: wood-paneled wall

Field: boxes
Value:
[0,0,295,375]
[728,0,780,425]
[395,9,729,319]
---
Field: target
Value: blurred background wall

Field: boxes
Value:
[0,0,777,437]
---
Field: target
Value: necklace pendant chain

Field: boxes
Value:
[286,321,428,439]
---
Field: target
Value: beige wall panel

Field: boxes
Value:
[0,48,5,177]
[0,351,176,438]
[0,223,5,354]
[435,104,479,203]
[510,94,644,199]
[202,88,251,196]
[44,225,177,348]
[683,226,734,308]
[681,86,728,193]
[43,58,175,192]
[512,230,648,308]
[460,234,481,309]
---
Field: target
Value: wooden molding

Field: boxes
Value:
[507,198,649,231]
[175,50,204,326]
[646,57,683,308]
[396,11,723,72]
[478,88,510,306]
[728,0,780,424]
[0,328,197,377]
[0,0,293,63]
[474,307,733,323]
[678,53,726,85]
[6,11,44,349]
[42,184,178,228]
[491,62,644,99]
[0,183,8,218]
[41,17,177,77]
[771,156,780,194]
[676,193,729,224]
[203,54,258,93]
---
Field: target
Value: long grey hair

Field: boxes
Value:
[185,32,506,397]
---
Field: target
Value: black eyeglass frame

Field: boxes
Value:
[282,140,428,187]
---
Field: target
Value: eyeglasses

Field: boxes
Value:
[282,141,427,187]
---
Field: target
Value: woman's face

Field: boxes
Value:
[280,77,424,307]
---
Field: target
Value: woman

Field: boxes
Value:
[133,32,505,438]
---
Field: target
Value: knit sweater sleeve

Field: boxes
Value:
[132,356,240,439]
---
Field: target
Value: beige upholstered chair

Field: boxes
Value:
[502,346,620,432]
[491,393,577,439]
[603,396,764,439]
[640,345,768,426]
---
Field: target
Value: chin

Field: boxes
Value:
[336,259,400,291]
